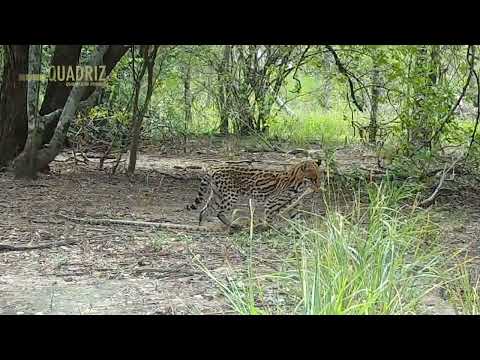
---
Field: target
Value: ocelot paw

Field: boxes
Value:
[254,224,270,232]
[228,224,242,234]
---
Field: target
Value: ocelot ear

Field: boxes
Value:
[315,158,322,166]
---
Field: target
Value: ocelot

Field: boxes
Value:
[186,159,322,230]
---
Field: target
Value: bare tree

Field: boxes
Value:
[217,45,231,134]
[183,59,192,149]
[369,50,382,144]
[211,45,311,135]
[127,45,160,175]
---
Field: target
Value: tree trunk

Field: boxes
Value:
[14,45,43,179]
[218,45,231,135]
[368,53,381,144]
[39,45,82,144]
[127,45,159,175]
[275,96,295,117]
[183,62,192,126]
[183,61,192,151]
[0,45,29,169]
[13,46,110,178]
[81,45,129,101]
[236,98,256,135]
[322,51,333,109]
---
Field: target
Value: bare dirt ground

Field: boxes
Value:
[1,140,479,315]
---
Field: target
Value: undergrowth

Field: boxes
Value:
[194,180,480,315]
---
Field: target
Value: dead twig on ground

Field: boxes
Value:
[154,171,190,180]
[0,239,78,252]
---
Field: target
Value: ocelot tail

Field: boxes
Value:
[186,159,322,229]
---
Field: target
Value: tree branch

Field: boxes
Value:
[0,239,78,252]
[466,64,480,159]
[325,45,364,112]
[430,45,475,143]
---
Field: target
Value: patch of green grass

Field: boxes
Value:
[443,258,480,314]
[267,106,366,147]
[195,181,470,315]
[294,192,440,314]
[151,231,191,251]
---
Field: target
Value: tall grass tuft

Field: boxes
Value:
[294,182,443,314]
[196,181,458,315]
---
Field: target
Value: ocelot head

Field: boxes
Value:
[288,159,322,192]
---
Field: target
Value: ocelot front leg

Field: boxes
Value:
[264,192,301,227]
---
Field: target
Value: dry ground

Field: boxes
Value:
[1,142,479,314]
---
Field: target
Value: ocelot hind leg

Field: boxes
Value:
[199,188,240,230]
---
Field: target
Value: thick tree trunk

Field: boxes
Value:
[0,45,29,169]
[14,45,43,179]
[39,45,82,144]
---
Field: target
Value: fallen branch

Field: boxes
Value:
[203,158,254,164]
[418,155,464,207]
[154,171,189,180]
[57,213,225,233]
[58,213,173,227]
[0,239,78,252]
[287,148,310,156]
[173,165,203,170]
[205,159,293,167]
[418,165,448,207]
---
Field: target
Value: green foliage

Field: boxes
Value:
[71,45,479,178]
[70,105,130,149]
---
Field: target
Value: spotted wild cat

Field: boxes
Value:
[186,159,322,230]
